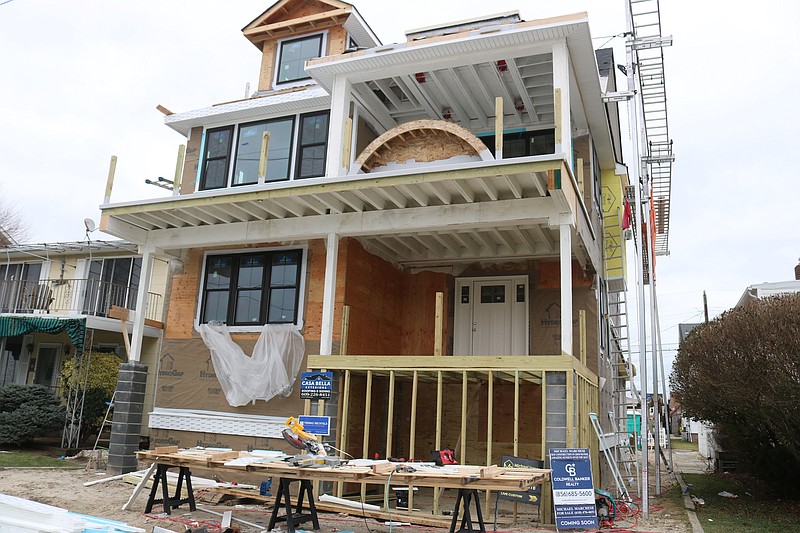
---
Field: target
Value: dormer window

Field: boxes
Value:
[276,33,324,84]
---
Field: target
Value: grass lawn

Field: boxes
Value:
[0,449,81,468]
[683,472,800,532]
[669,437,699,451]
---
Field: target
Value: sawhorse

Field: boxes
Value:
[449,489,486,533]
[268,477,320,532]
[144,464,196,515]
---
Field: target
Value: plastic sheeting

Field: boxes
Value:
[196,323,305,407]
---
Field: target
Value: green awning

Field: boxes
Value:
[0,316,86,354]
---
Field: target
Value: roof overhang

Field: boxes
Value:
[307,12,615,169]
[164,86,331,137]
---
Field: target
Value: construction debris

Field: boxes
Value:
[0,493,144,533]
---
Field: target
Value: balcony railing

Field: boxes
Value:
[0,278,162,322]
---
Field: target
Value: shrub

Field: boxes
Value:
[61,351,121,437]
[671,293,800,496]
[0,385,65,445]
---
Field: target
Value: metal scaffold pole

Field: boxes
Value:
[624,0,649,515]
[649,241,661,495]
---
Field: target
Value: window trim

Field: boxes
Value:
[274,32,327,87]
[295,111,330,179]
[199,125,235,191]
[196,245,308,332]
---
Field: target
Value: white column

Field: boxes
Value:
[324,76,352,178]
[551,39,572,168]
[129,247,154,362]
[320,232,339,356]
[560,223,573,356]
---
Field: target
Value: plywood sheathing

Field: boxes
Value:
[245,0,351,91]
[177,126,203,195]
[339,238,403,355]
[354,119,492,173]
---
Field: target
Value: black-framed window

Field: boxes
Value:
[277,34,323,84]
[200,126,234,190]
[200,250,302,326]
[480,129,555,158]
[233,117,295,185]
[296,111,329,179]
[198,111,330,191]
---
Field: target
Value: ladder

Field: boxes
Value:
[606,283,641,495]
[87,390,116,472]
[590,412,631,502]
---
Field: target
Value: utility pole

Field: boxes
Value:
[703,291,709,322]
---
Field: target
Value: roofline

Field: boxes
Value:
[0,240,140,259]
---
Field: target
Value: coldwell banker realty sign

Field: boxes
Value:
[549,448,598,530]
[300,371,333,399]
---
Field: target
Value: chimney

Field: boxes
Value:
[796,257,800,281]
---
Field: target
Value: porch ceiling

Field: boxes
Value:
[307,12,615,168]
[101,157,598,269]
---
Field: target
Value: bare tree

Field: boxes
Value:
[0,193,30,245]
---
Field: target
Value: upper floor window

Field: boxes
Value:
[84,257,142,315]
[200,127,234,191]
[297,112,329,178]
[198,111,330,191]
[233,118,295,185]
[481,129,555,158]
[277,34,324,85]
[200,249,303,327]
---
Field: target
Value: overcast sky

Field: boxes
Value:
[1,1,798,390]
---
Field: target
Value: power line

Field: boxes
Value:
[0,0,17,6]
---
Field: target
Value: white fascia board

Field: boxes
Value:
[344,8,381,48]
[164,86,331,137]
[146,197,565,251]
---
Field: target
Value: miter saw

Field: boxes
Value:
[281,417,345,467]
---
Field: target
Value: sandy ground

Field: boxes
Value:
[0,459,692,533]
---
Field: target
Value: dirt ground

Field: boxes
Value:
[0,460,692,533]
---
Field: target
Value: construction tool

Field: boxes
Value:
[281,417,345,467]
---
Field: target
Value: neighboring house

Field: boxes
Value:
[0,240,168,443]
[99,0,632,496]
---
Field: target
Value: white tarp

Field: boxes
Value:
[197,323,305,407]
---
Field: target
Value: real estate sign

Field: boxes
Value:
[549,448,598,530]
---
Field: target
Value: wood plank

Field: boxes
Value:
[479,466,504,478]
[154,445,179,454]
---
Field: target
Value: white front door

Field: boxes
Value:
[454,277,528,356]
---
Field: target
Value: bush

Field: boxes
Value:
[0,385,65,445]
[671,293,800,496]
[61,351,121,438]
